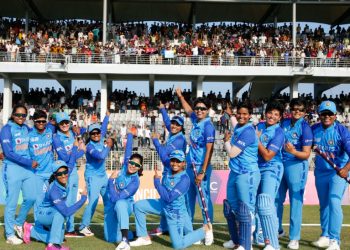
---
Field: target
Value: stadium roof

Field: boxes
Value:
[1,0,350,26]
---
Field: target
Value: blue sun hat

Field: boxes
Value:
[169,150,185,162]
[89,123,101,133]
[56,112,70,124]
[171,115,184,126]
[318,101,337,114]
[52,160,68,173]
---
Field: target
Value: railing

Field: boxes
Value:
[0,52,349,68]
[74,149,316,171]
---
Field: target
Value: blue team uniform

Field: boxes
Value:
[105,133,140,242]
[255,122,284,249]
[134,169,205,249]
[276,118,313,240]
[153,108,187,232]
[312,122,350,244]
[30,156,87,244]
[79,116,112,231]
[227,123,260,214]
[1,120,36,238]
[186,112,215,224]
[52,129,84,233]
[29,127,55,207]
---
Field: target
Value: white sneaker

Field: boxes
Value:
[193,240,202,245]
[116,240,131,250]
[6,235,23,245]
[204,229,214,246]
[263,245,277,250]
[223,240,234,248]
[79,226,94,237]
[14,225,24,239]
[130,237,152,247]
[326,239,340,250]
[312,236,330,248]
[287,240,299,249]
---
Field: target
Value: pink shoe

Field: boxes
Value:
[45,244,70,250]
[23,222,32,244]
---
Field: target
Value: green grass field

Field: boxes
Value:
[0,205,349,249]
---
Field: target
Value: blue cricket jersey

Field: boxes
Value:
[229,123,259,174]
[187,113,215,167]
[257,122,284,169]
[312,122,350,171]
[281,118,313,163]
[0,120,33,168]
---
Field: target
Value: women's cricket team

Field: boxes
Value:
[1,87,350,250]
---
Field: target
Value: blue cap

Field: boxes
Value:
[52,160,68,173]
[319,101,337,114]
[89,123,101,133]
[56,112,70,124]
[169,150,185,162]
[171,115,184,126]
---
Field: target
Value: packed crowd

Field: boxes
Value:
[0,18,350,64]
[1,86,350,250]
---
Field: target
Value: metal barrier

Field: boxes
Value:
[0,52,349,68]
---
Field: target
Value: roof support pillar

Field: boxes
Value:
[149,75,155,98]
[101,77,108,119]
[290,79,299,99]
[102,0,107,45]
[192,76,203,98]
[191,3,196,32]
[25,11,29,34]
[3,78,13,124]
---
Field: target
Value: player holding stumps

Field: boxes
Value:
[223,102,260,250]
[311,100,350,250]
[175,87,215,225]
[276,98,313,250]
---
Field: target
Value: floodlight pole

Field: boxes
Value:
[292,2,296,48]
[3,78,13,125]
[103,0,107,45]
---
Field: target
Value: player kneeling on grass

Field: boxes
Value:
[106,132,143,250]
[21,159,87,250]
[130,150,214,249]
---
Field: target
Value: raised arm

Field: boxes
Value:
[100,110,110,138]
[175,87,193,116]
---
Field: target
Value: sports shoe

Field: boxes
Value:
[312,236,330,248]
[6,235,23,245]
[79,226,94,237]
[148,227,163,236]
[14,224,24,239]
[326,239,340,250]
[64,231,85,238]
[204,227,214,246]
[193,240,202,245]
[278,229,285,238]
[223,240,234,248]
[23,222,33,244]
[130,237,152,246]
[253,230,265,246]
[287,240,299,249]
[45,243,70,250]
[116,240,130,250]
[263,245,277,250]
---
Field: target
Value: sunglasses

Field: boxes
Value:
[291,108,305,112]
[320,111,335,117]
[194,106,208,111]
[59,120,70,126]
[90,131,101,136]
[55,169,69,177]
[13,113,27,118]
[34,120,47,124]
[129,160,142,168]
